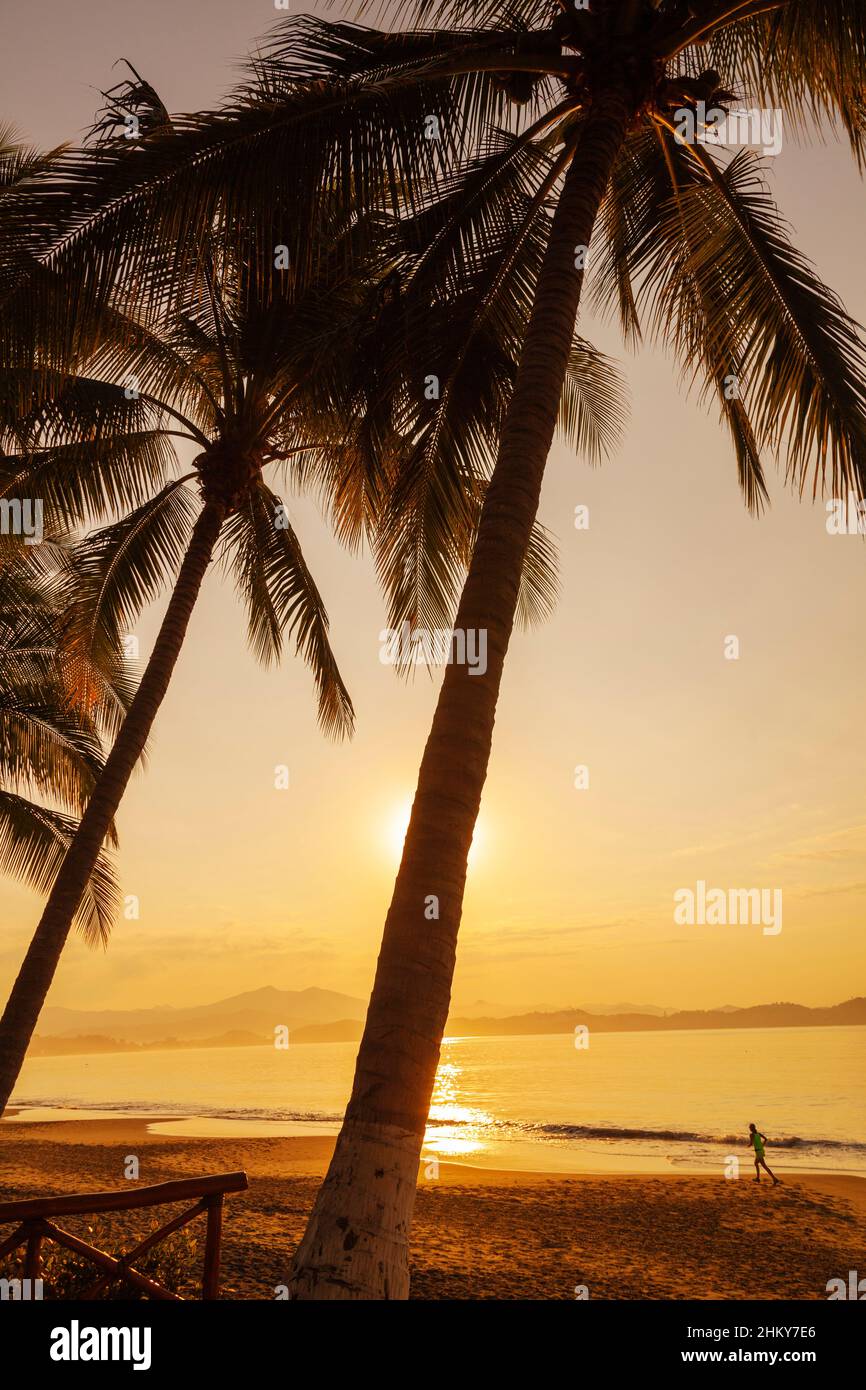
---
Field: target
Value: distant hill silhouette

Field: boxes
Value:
[296,996,866,1044]
[289,1019,367,1044]
[28,1030,267,1056]
[445,997,866,1036]
[37,986,367,1044]
[28,989,865,1055]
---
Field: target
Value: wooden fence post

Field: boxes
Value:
[24,1223,42,1293]
[202,1193,224,1300]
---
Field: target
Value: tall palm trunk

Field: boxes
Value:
[290,88,632,1300]
[0,500,225,1114]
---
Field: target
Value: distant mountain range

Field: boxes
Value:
[36,986,367,1043]
[28,988,866,1056]
[451,998,671,1018]
[27,1030,265,1057]
[290,996,866,1044]
[445,996,866,1037]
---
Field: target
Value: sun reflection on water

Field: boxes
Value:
[423,1051,492,1158]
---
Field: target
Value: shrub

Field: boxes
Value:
[0,1210,200,1299]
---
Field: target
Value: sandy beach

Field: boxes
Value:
[2,1116,863,1300]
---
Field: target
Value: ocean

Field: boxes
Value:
[8,1025,865,1176]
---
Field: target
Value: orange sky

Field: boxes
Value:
[1,0,865,1014]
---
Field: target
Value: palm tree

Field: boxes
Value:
[0,191,363,1110]
[0,550,130,947]
[280,1,866,1298]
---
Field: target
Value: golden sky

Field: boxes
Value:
[1,0,865,1014]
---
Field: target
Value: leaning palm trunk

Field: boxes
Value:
[0,501,224,1114]
[290,89,631,1300]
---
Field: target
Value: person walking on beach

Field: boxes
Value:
[749,1123,780,1185]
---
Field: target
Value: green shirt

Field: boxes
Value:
[751,1132,765,1155]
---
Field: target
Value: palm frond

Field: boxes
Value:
[60,481,199,685]
[515,519,559,631]
[0,791,119,947]
[558,337,629,465]
[222,480,354,739]
[661,137,866,496]
[671,1,866,164]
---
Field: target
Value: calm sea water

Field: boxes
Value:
[8,1026,865,1176]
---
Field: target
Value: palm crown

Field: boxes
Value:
[2,219,361,737]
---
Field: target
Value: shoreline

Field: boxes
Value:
[4,1107,864,1181]
[2,1117,865,1297]
[4,1112,866,1193]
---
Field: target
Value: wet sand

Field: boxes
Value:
[2,1117,863,1299]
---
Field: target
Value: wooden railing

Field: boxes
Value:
[0,1171,248,1300]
